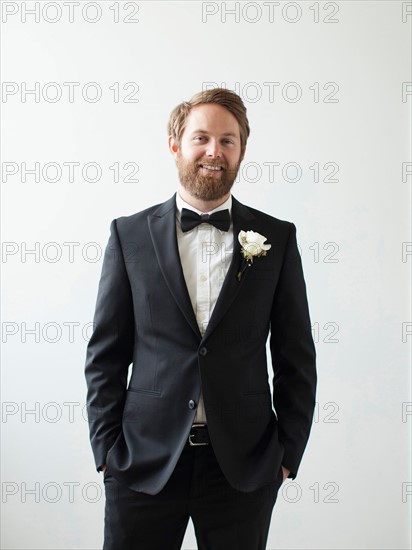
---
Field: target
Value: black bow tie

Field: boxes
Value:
[180,208,231,232]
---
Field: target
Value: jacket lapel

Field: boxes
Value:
[148,194,202,340]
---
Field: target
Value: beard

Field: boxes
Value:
[175,152,242,202]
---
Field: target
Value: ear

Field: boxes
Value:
[168,135,180,158]
[240,145,246,163]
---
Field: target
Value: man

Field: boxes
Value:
[84,88,317,550]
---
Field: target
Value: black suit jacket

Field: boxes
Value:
[84,193,316,494]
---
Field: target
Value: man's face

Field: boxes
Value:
[169,103,245,202]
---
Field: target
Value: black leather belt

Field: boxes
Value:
[188,423,210,446]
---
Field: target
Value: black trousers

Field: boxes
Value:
[103,440,283,550]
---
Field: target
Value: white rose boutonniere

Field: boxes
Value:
[237,230,271,281]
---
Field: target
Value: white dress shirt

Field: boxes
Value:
[175,191,234,424]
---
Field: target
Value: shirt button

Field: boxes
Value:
[200,275,207,282]
[188,400,196,410]
[199,347,208,356]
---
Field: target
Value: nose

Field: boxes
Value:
[205,139,222,158]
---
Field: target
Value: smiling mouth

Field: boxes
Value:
[199,164,224,171]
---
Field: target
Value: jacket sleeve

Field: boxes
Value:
[270,222,317,480]
[84,219,135,472]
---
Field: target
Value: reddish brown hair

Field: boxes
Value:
[167,88,250,152]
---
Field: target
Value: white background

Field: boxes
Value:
[1,1,411,549]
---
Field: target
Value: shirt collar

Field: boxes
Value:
[175,191,232,217]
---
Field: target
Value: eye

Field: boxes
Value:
[193,136,206,142]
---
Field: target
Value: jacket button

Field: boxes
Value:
[199,347,208,356]
[188,400,196,410]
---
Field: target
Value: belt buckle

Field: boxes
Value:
[189,423,209,446]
